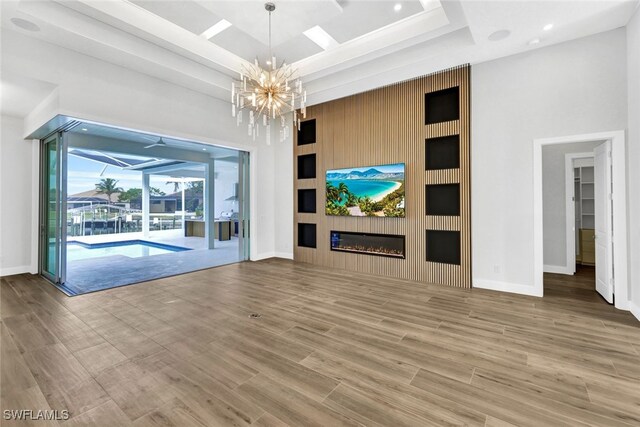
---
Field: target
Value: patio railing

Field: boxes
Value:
[67,205,200,236]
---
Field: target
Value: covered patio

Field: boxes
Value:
[60,127,244,295]
[67,143,216,249]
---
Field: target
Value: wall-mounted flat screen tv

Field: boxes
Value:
[326,163,405,217]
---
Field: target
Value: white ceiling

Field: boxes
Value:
[130,0,429,63]
[1,0,638,117]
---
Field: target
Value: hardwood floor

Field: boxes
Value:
[1,259,639,426]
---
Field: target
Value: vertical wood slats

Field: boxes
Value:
[293,65,471,288]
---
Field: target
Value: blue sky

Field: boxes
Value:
[328,163,405,175]
[68,155,177,196]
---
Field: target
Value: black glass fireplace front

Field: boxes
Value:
[330,231,405,258]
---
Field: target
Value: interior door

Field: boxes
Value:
[594,141,613,303]
[40,132,67,284]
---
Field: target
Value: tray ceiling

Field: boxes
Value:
[130,0,430,63]
[1,0,638,113]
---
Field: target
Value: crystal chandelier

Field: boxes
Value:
[231,2,307,144]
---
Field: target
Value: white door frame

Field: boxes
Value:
[564,153,594,275]
[534,130,628,310]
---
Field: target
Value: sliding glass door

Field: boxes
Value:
[40,132,67,284]
[238,151,251,261]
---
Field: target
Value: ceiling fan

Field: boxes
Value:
[144,137,168,149]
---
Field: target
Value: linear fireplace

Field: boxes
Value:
[330,231,405,259]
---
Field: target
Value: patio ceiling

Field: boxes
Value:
[69,148,207,179]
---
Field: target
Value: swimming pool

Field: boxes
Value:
[67,240,191,262]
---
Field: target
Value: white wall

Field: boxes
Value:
[627,7,640,319]
[0,29,294,275]
[472,29,627,295]
[213,159,239,217]
[273,126,294,259]
[542,141,600,272]
[0,116,38,275]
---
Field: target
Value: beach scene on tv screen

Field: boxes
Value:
[325,163,405,217]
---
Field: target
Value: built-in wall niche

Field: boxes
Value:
[297,119,316,145]
[330,231,405,259]
[426,230,461,265]
[426,184,460,216]
[425,87,460,125]
[298,189,316,213]
[426,135,460,170]
[297,154,316,179]
[298,223,317,248]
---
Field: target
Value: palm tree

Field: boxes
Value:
[150,187,166,196]
[166,180,180,193]
[326,182,340,203]
[95,178,123,203]
[337,182,350,203]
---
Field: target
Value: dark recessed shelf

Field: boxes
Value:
[297,154,316,179]
[297,119,316,145]
[426,230,461,265]
[298,189,317,213]
[425,87,460,125]
[298,223,317,248]
[426,135,460,170]
[330,231,405,259]
[426,184,460,216]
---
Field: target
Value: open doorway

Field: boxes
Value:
[542,142,601,302]
[39,121,250,295]
[533,131,629,310]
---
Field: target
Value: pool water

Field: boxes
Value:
[67,240,190,262]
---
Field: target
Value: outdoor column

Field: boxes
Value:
[142,172,150,238]
[205,159,215,249]
[181,180,186,231]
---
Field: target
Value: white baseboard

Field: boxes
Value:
[251,252,275,261]
[473,279,543,297]
[630,301,640,322]
[273,252,294,260]
[251,252,294,261]
[0,265,32,277]
[544,264,574,275]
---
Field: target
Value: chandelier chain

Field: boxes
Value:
[268,7,272,62]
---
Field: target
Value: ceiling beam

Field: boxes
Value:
[55,0,252,75]
[134,162,202,176]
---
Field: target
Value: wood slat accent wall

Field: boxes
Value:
[293,65,471,288]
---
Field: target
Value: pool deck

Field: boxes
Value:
[63,230,242,296]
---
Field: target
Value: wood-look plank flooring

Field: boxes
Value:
[1,260,639,426]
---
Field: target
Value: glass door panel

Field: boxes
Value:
[43,138,59,278]
[238,151,250,260]
[40,133,67,284]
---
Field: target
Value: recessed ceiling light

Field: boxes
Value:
[394,3,402,12]
[529,38,541,46]
[543,23,554,31]
[303,25,339,50]
[488,29,511,42]
[10,17,40,32]
[81,128,88,131]
[201,19,232,40]
[202,148,207,151]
